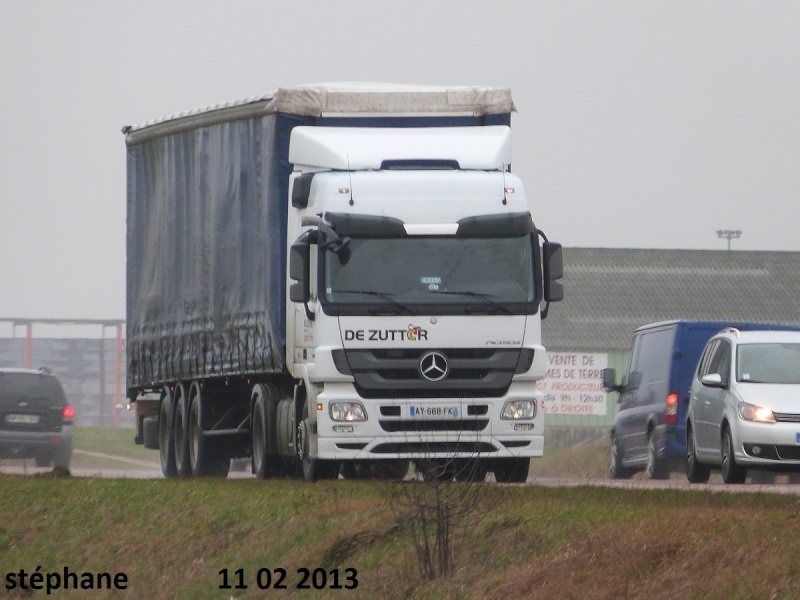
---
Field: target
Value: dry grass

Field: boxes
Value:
[3,472,800,599]
[5,430,800,598]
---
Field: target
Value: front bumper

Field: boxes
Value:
[734,420,800,467]
[313,383,544,460]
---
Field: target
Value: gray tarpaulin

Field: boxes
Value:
[124,84,514,390]
[126,113,300,388]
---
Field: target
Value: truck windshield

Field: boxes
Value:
[322,235,536,315]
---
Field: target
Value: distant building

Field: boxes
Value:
[541,248,800,446]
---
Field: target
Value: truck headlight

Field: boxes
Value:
[330,402,367,422]
[501,400,536,420]
[738,402,775,423]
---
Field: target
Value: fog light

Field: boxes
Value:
[752,445,762,455]
[333,425,355,433]
[330,402,367,422]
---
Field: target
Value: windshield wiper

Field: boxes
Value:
[431,290,513,314]
[334,290,418,315]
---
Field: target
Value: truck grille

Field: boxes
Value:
[335,348,524,399]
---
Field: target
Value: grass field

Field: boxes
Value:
[3,428,800,598]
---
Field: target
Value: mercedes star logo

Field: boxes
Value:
[419,351,448,382]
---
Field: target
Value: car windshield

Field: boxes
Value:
[322,235,535,314]
[737,343,800,384]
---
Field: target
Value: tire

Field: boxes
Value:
[493,457,530,483]
[721,426,747,484]
[297,403,338,482]
[188,384,230,478]
[35,454,53,468]
[685,426,711,483]
[53,445,72,469]
[173,383,192,477]
[142,415,159,450]
[645,431,669,480]
[158,388,178,478]
[610,434,634,480]
[252,383,279,479]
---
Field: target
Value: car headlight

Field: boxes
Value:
[329,402,367,422]
[501,400,536,420]
[738,402,775,423]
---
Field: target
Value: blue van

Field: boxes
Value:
[603,320,798,479]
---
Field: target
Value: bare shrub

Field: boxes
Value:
[385,456,493,580]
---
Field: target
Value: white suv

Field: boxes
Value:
[686,328,800,484]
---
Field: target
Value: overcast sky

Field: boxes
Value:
[2,1,799,321]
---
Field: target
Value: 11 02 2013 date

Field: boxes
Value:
[219,567,358,590]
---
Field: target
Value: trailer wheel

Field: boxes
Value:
[297,403,338,482]
[159,387,178,477]
[189,383,230,478]
[252,383,279,479]
[173,383,192,477]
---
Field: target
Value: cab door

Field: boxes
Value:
[692,340,729,460]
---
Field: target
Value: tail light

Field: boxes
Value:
[665,393,678,425]
[63,405,75,424]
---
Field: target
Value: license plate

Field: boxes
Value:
[6,414,40,424]
[409,405,459,418]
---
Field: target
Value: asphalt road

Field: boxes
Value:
[4,456,800,494]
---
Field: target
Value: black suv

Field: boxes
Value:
[0,368,74,467]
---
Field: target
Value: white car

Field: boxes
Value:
[686,328,800,484]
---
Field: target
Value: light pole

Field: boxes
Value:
[716,229,742,251]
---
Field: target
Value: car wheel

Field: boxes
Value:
[35,454,53,468]
[645,431,669,480]
[721,426,747,484]
[610,434,633,479]
[686,427,710,483]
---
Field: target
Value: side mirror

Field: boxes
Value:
[542,242,564,302]
[603,368,619,393]
[289,235,311,304]
[701,373,724,388]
